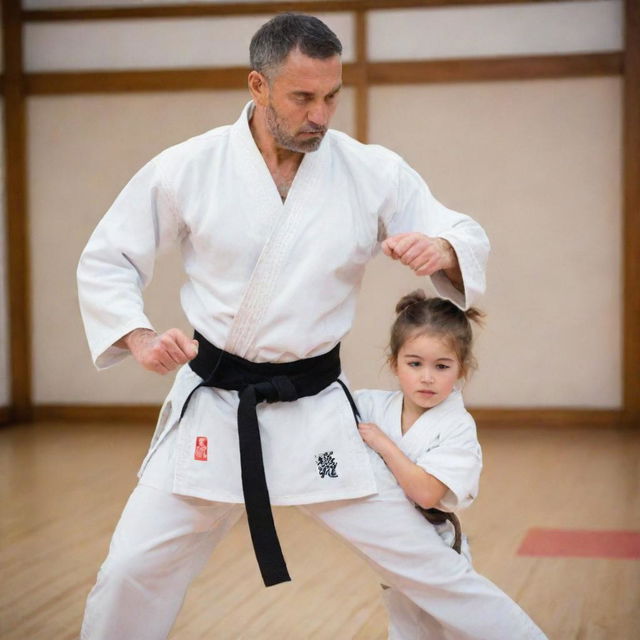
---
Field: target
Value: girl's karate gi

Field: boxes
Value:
[355,388,503,639]
[78,102,545,639]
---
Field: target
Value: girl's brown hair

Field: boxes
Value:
[389,289,484,378]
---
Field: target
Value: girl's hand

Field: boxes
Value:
[358,422,393,455]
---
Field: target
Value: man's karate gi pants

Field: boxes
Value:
[81,481,546,639]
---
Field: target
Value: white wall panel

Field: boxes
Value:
[28,89,355,404]
[0,102,9,407]
[369,1,622,61]
[343,78,622,408]
[25,13,354,71]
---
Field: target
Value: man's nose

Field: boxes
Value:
[307,103,329,128]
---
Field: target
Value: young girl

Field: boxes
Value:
[355,290,543,639]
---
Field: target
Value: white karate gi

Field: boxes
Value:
[78,101,488,507]
[355,388,483,639]
[77,102,543,639]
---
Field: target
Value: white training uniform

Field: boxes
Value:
[78,101,487,505]
[77,102,546,639]
[355,388,487,639]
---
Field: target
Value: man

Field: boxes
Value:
[78,13,545,640]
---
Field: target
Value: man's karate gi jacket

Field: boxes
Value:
[77,102,490,505]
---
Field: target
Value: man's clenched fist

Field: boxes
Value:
[382,233,455,275]
[120,328,199,375]
[382,232,463,290]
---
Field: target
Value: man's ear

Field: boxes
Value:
[248,70,269,107]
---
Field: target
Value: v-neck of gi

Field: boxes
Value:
[393,389,463,447]
[233,101,324,211]
[223,103,327,358]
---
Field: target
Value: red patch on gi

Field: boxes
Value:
[194,436,208,461]
[517,528,640,559]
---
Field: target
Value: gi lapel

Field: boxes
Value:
[225,102,326,358]
[400,391,461,455]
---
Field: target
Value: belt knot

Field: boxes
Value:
[249,376,298,404]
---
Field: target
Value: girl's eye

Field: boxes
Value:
[435,364,450,370]
[408,361,421,368]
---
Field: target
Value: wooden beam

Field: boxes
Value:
[23,0,582,22]
[2,0,31,423]
[471,409,624,430]
[26,67,252,95]
[24,53,621,96]
[368,53,623,85]
[623,0,640,428]
[354,10,369,143]
[25,63,366,95]
[33,405,160,424]
[0,406,10,426]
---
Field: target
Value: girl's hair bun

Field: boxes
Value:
[395,289,427,315]
[465,307,485,326]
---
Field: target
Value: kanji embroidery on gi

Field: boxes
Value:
[315,451,338,478]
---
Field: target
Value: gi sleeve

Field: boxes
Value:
[77,158,185,370]
[383,160,490,310]
[416,416,482,512]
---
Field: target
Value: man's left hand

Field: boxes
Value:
[382,233,457,276]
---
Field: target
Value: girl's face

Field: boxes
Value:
[392,332,461,416]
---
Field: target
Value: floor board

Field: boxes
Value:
[0,421,638,639]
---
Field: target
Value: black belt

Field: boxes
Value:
[179,331,359,587]
[417,507,462,554]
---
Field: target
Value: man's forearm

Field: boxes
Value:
[436,238,464,293]
[114,328,157,351]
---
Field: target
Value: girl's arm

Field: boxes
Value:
[358,422,448,509]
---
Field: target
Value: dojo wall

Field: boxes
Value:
[346,76,622,407]
[5,0,629,417]
[28,89,355,403]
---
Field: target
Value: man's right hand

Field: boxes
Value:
[119,328,199,375]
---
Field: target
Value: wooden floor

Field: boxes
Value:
[1,421,638,639]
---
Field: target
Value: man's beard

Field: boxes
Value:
[266,103,326,153]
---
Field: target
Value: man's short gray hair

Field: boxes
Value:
[250,13,342,81]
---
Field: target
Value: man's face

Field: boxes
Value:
[264,48,342,152]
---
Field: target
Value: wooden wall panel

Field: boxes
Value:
[23,12,355,71]
[352,77,622,408]
[368,1,622,61]
[0,0,632,427]
[27,89,355,404]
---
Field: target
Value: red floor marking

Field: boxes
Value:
[517,528,640,559]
